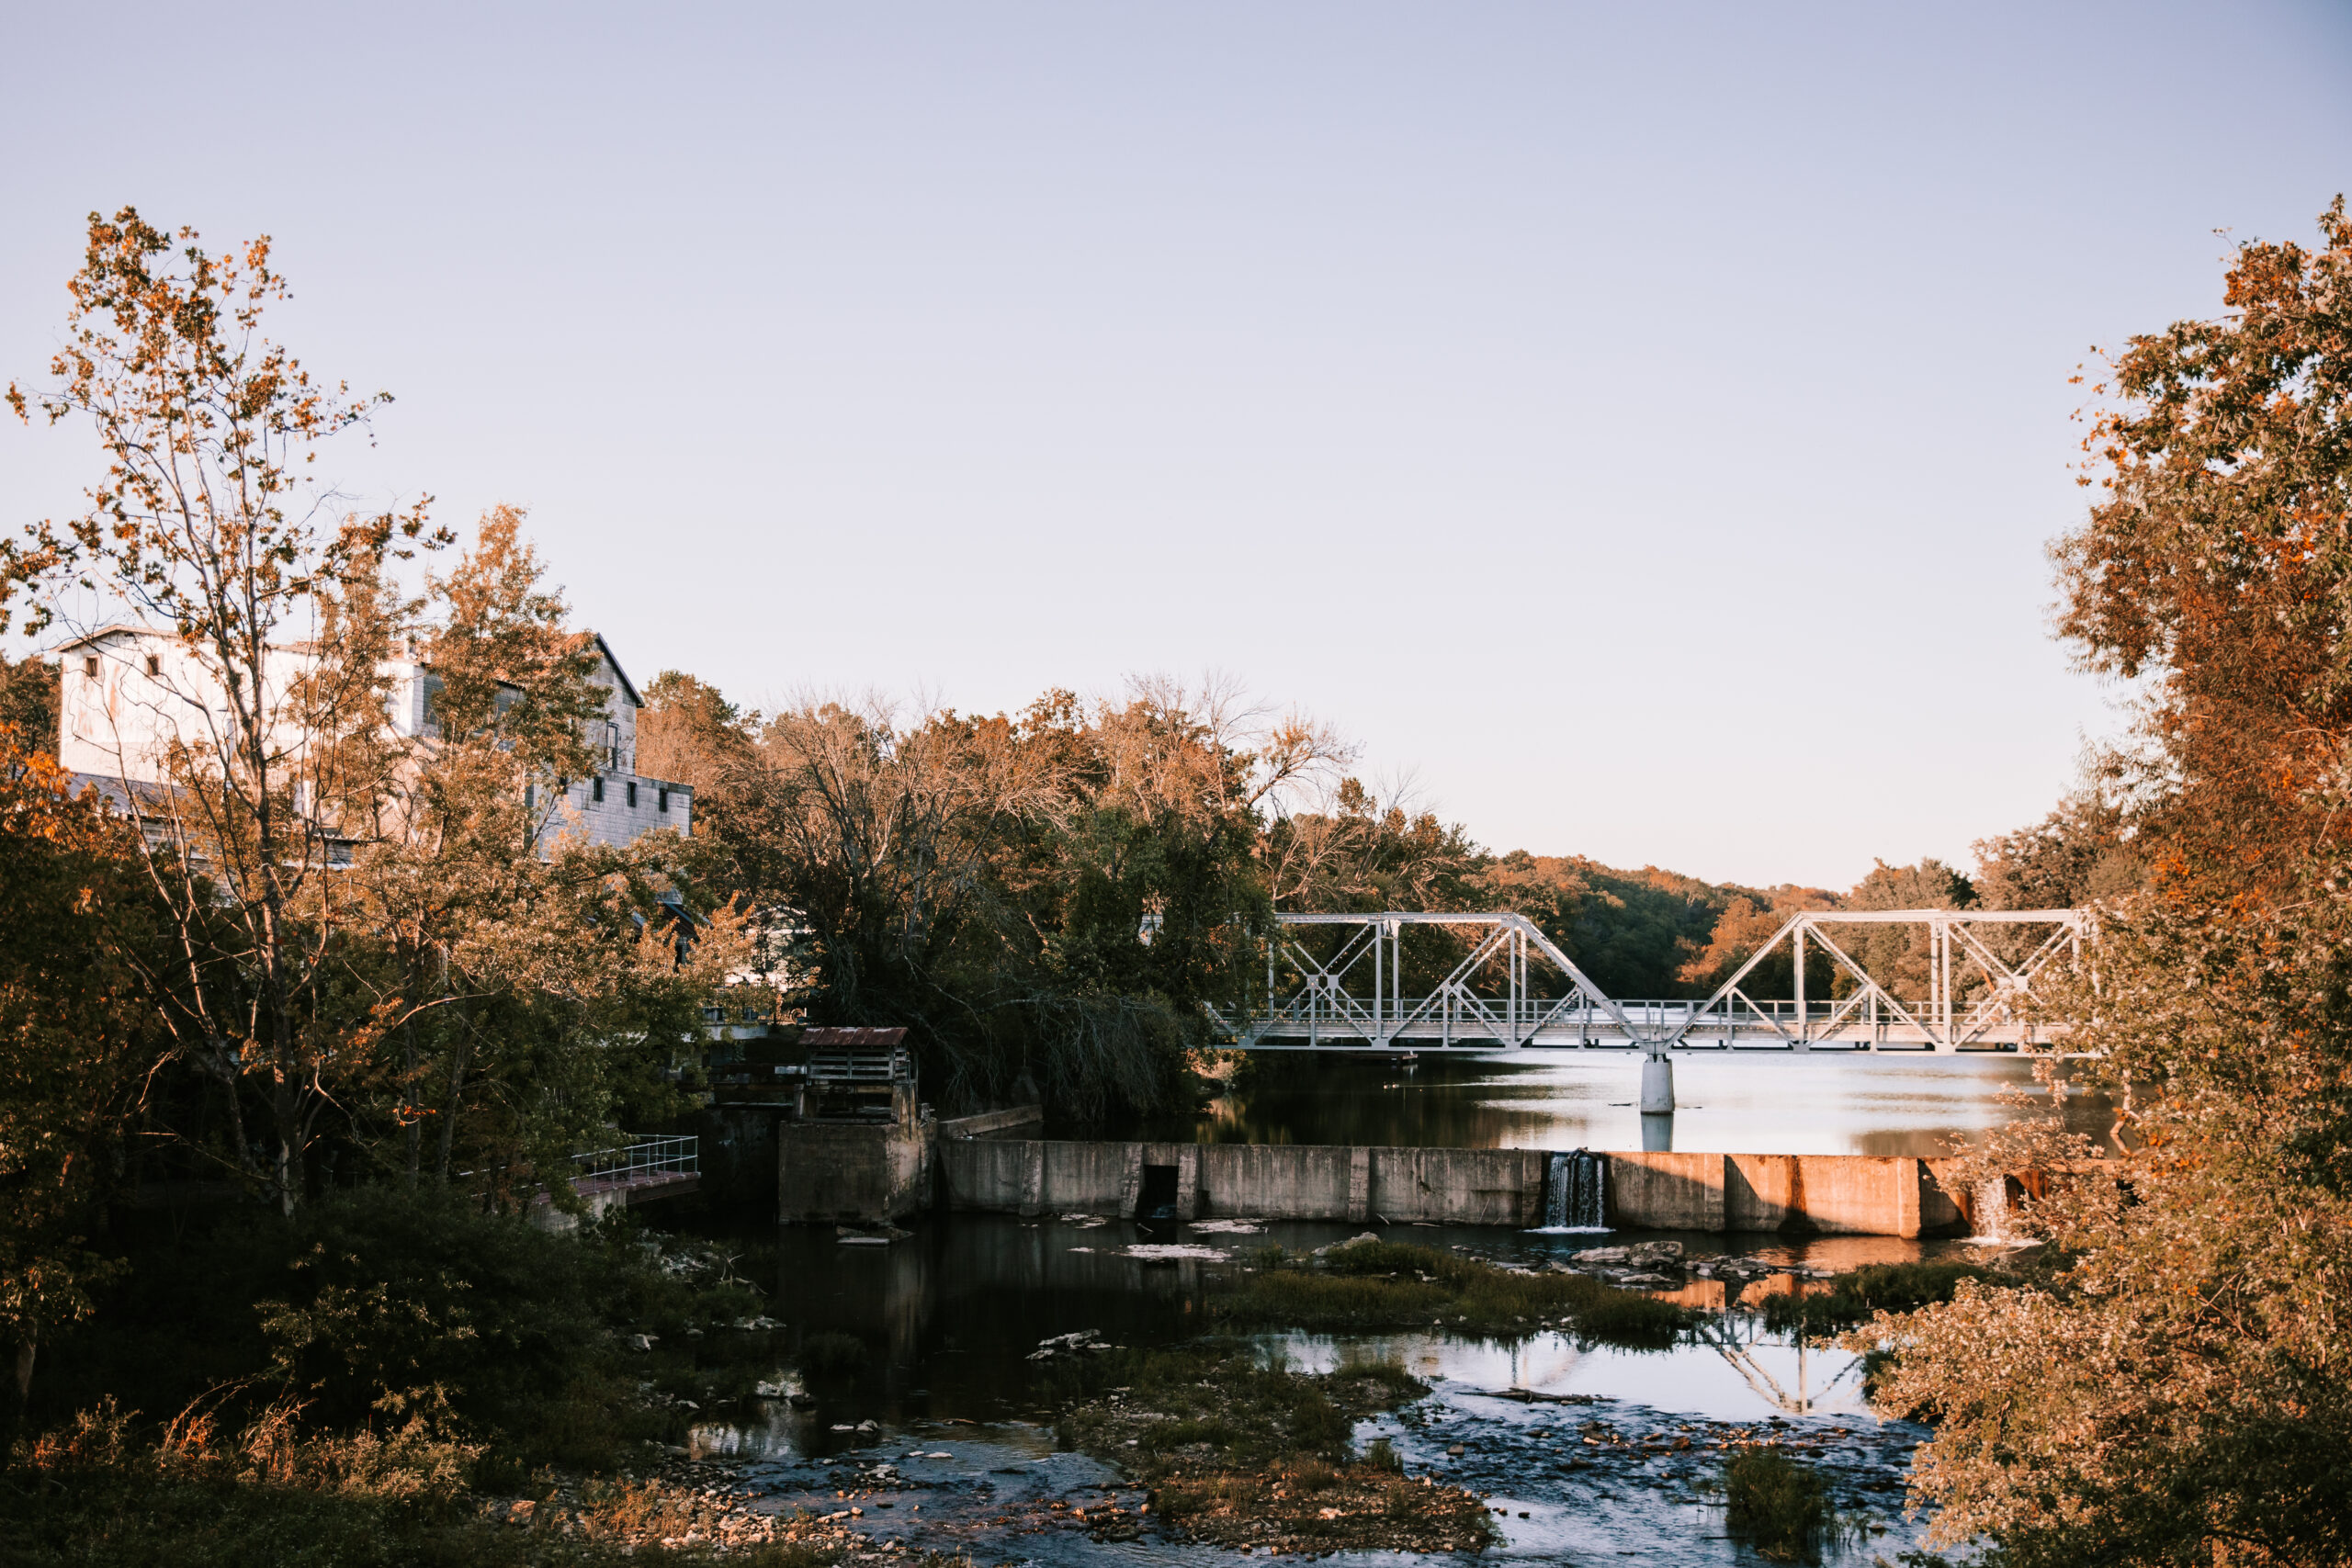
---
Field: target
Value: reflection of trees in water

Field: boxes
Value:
[771,1221,1219,1419]
[1189,1057,1607,1149]
[1851,1127,1984,1157]
[1131,1053,2125,1159]
[1501,1337,1586,1391]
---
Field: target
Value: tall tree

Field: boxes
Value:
[2052,196,2352,894]
[332,510,738,1191]
[4,211,736,1209]
[1856,199,2352,1567]
[0,652,59,748]
[4,208,443,1210]
[649,677,1331,1115]
[1972,792,2143,911]
[1864,887,2352,1567]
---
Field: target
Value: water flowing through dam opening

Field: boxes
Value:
[1543,1147,1607,1230]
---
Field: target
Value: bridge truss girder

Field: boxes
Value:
[1252,910,1637,1052]
[1674,908,2088,1053]
[1221,908,2087,1055]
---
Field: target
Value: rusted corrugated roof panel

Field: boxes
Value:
[800,1026,910,1047]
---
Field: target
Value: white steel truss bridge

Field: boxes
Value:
[1211,908,2088,1057]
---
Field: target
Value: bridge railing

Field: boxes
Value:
[1213,992,2060,1049]
[571,1134,699,1185]
[1222,996,1959,1029]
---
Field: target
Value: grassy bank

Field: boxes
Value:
[1,1409,871,1568]
[1209,1239,1694,1348]
[1,1190,878,1568]
[1043,1342,1496,1554]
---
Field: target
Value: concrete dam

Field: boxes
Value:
[934,1136,1978,1238]
[697,1034,1998,1238]
[718,1106,1989,1237]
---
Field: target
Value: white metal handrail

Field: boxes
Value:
[571,1134,698,1183]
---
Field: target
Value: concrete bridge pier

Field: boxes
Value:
[1639,1051,1675,1113]
[1639,1050,1676,1151]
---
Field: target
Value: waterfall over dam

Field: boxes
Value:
[1543,1149,1608,1230]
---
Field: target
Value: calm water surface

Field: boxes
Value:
[1154,1049,2110,1157]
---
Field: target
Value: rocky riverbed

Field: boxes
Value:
[474,1214,1961,1564]
[479,1372,1928,1564]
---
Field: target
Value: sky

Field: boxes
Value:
[3,2,2347,889]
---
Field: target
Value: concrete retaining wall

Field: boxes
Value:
[939,1141,1973,1236]
[1603,1152,1726,1230]
[778,1117,934,1224]
[939,1105,1046,1140]
[1607,1152,1968,1238]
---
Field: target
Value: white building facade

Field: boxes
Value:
[54,624,691,850]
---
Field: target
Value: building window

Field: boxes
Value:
[525,784,536,812]
[605,721,619,770]
[627,781,638,808]
[83,655,99,679]
[145,653,161,677]
[592,776,605,803]
[659,787,669,814]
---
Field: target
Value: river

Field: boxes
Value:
[674,1051,2048,1562]
[1155,1047,2111,1157]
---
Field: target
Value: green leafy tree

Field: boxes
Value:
[5,211,739,1210]
[1861,888,2352,1567]
[0,652,59,748]
[1973,792,2143,910]
[0,733,163,1404]
[648,677,1329,1115]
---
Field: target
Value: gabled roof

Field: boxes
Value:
[589,632,642,709]
[802,1027,910,1047]
[46,623,161,654]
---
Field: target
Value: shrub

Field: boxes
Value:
[252,1189,634,1430]
[1291,1459,1340,1493]
[1332,1357,1423,1400]
[1724,1447,1842,1562]
[1363,1437,1403,1472]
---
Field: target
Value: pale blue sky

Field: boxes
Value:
[4,3,2347,887]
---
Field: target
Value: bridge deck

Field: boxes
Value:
[1227,1009,2053,1053]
